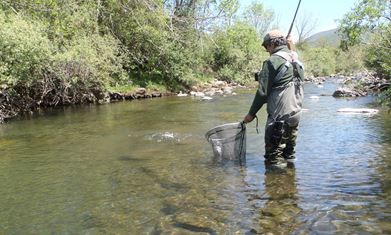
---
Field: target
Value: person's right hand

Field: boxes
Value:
[287,34,293,50]
[243,114,255,123]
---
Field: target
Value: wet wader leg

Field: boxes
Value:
[264,120,285,164]
[282,124,299,159]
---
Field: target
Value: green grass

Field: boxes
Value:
[107,84,138,93]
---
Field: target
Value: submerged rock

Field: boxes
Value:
[201,96,213,100]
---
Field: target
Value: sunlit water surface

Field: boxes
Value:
[0,81,390,234]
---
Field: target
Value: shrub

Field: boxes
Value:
[364,25,391,79]
[212,22,267,83]
[335,45,365,74]
[0,11,52,85]
[53,34,126,87]
[300,47,336,77]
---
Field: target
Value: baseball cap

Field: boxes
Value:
[262,29,285,47]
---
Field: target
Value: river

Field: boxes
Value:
[0,80,390,234]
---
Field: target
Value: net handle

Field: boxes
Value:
[238,121,246,165]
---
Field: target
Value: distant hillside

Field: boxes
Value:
[305,28,341,47]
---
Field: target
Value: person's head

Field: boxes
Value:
[262,29,287,55]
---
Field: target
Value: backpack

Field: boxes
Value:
[274,51,305,83]
[266,50,304,126]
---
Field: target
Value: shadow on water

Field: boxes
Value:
[172,222,218,234]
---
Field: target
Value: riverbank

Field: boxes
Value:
[0,79,245,123]
[109,79,245,101]
[0,72,389,123]
[306,71,389,99]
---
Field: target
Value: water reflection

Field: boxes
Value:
[258,163,302,234]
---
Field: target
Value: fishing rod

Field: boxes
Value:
[286,0,302,50]
[287,0,302,37]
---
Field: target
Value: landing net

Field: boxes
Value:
[205,122,246,162]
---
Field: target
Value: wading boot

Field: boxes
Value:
[283,149,296,163]
[264,156,287,168]
[283,154,296,163]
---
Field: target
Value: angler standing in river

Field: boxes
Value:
[243,30,304,167]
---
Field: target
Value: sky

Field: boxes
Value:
[241,0,359,40]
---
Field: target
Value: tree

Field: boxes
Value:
[164,0,239,31]
[243,1,275,36]
[338,0,390,79]
[212,22,267,83]
[338,0,390,50]
[294,12,318,48]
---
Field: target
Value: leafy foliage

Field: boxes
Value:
[338,0,389,50]
[1,0,387,121]
[300,47,336,77]
[364,24,391,78]
[212,22,267,83]
[0,6,127,116]
[243,2,275,36]
[335,45,365,74]
[0,11,52,85]
[337,0,390,105]
[338,0,390,79]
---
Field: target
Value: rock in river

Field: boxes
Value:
[337,108,379,114]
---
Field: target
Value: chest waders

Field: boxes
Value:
[267,51,304,146]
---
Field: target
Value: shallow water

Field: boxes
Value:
[0,80,390,234]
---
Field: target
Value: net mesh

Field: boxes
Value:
[205,122,246,162]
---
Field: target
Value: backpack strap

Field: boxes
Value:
[273,50,305,83]
[275,50,304,69]
[272,51,293,84]
[274,51,293,63]
[274,61,291,83]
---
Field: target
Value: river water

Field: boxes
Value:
[0,80,390,234]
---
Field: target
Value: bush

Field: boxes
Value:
[378,87,391,106]
[54,34,126,87]
[0,10,127,111]
[212,22,267,83]
[335,45,365,74]
[0,11,52,85]
[364,25,391,79]
[300,47,336,77]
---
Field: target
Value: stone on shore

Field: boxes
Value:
[332,87,363,97]
[223,87,233,95]
[135,88,146,95]
[332,71,389,98]
[177,91,188,97]
[191,91,205,97]
[189,79,241,98]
